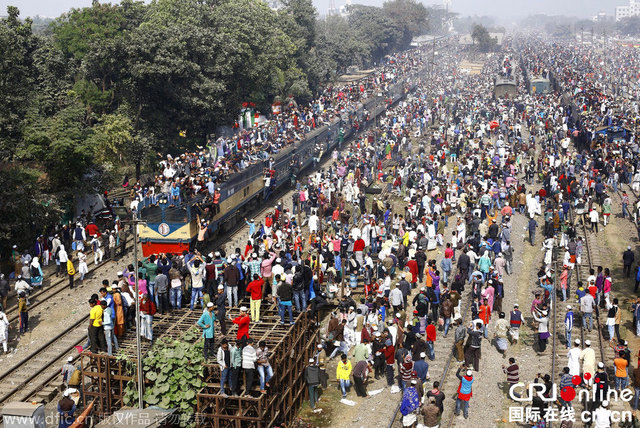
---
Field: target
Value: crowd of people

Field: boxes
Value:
[3,31,640,428]
[125,51,426,213]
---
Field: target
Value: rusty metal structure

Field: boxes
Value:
[78,306,319,427]
[196,306,319,428]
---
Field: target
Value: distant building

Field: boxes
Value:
[591,11,607,22]
[616,0,640,21]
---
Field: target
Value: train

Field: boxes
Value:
[137,69,421,257]
[494,75,517,98]
[529,76,551,94]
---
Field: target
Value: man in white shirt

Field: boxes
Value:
[389,284,404,312]
[589,208,599,234]
[593,401,611,428]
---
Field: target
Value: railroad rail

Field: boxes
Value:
[0,316,88,406]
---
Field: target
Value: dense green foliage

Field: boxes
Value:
[122,329,205,427]
[0,0,429,259]
[471,23,498,52]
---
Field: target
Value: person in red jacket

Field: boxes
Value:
[406,257,419,287]
[232,306,251,340]
[85,222,100,239]
[383,339,395,387]
[246,274,264,322]
[426,318,437,360]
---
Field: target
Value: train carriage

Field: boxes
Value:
[137,71,415,257]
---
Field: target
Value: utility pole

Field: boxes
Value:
[124,212,146,409]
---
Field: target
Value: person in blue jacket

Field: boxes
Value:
[197,302,216,360]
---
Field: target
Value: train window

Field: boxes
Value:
[140,205,162,222]
[243,186,249,197]
[165,207,188,223]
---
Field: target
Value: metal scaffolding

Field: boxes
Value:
[78,306,319,427]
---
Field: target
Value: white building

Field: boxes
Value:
[591,11,607,22]
[616,0,640,21]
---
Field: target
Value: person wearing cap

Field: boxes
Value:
[580,340,596,386]
[14,273,32,298]
[73,222,86,252]
[594,362,609,407]
[593,400,612,427]
[567,339,581,377]
[246,274,264,322]
[454,363,474,419]
[527,214,538,246]
[563,305,574,349]
[11,244,22,278]
[57,389,77,428]
[399,377,420,426]
[197,302,217,360]
[414,352,429,383]
[61,356,77,388]
[212,282,233,327]
[231,306,251,340]
[305,357,321,409]
[90,234,103,265]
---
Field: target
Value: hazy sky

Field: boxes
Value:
[1,0,630,20]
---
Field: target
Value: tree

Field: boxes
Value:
[471,23,497,52]
[20,100,95,196]
[279,0,317,96]
[0,166,62,260]
[124,0,300,146]
[348,4,404,63]
[382,0,428,47]
[0,7,38,160]
[316,15,369,71]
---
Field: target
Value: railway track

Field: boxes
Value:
[385,295,473,428]
[0,316,88,406]
[5,238,135,323]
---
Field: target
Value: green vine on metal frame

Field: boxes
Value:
[123,328,205,427]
